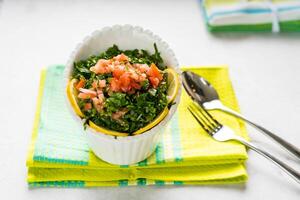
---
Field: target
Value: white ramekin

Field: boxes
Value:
[64,25,181,165]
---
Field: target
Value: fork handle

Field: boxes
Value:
[234,136,300,184]
[204,100,300,159]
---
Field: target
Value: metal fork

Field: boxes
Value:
[187,102,300,184]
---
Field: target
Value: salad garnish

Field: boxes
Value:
[71,44,169,134]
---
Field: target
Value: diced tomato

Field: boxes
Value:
[149,77,160,88]
[114,61,120,65]
[110,78,120,92]
[119,73,132,92]
[84,103,92,110]
[147,63,163,81]
[98,80,106,88]
[79,88,97,95]
[113,68,125,78]
[138,73,147,82]
[92,81,97,89]
[90,59,112,74]
[92,97,104,112]
[137,64,149,73]
[75,78,85,90]
[131,81,141,90]
[97,92,105,103]
[98,66,108,74]
[89,55,164,93]
[129,71,139,82]
[92,80,107,89]
[119,73,131,87]
[78,88,97,98]
[113,53,129,62]
[78,93,91,99]
[121,86,130,92]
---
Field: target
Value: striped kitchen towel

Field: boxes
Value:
[200,0,300,32]
[26,65,248,187]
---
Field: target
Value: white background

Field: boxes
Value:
[0,0,299,199]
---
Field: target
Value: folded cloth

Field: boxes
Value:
[26,65,249,187]
[200,0,300,32]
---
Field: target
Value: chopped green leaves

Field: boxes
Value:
[72,44,168,134]
[105,93,129,114]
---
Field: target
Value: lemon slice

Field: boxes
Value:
[89,121,129,137]
[133,107,169,135]
[165,68,180,104]
[66,79,84,117]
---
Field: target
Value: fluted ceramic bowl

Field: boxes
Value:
[65,25,181,165]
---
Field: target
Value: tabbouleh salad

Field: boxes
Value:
[71,44,170,134]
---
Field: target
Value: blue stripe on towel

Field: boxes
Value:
[170,113,183,162]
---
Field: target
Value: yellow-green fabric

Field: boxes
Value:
[201,0,300,32]
[26,65,248,187]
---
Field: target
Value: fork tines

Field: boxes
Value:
[187,102,222,135]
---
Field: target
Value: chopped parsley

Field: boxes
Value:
[72,44,168,134]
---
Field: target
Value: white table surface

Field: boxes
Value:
[0,0,299,199]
